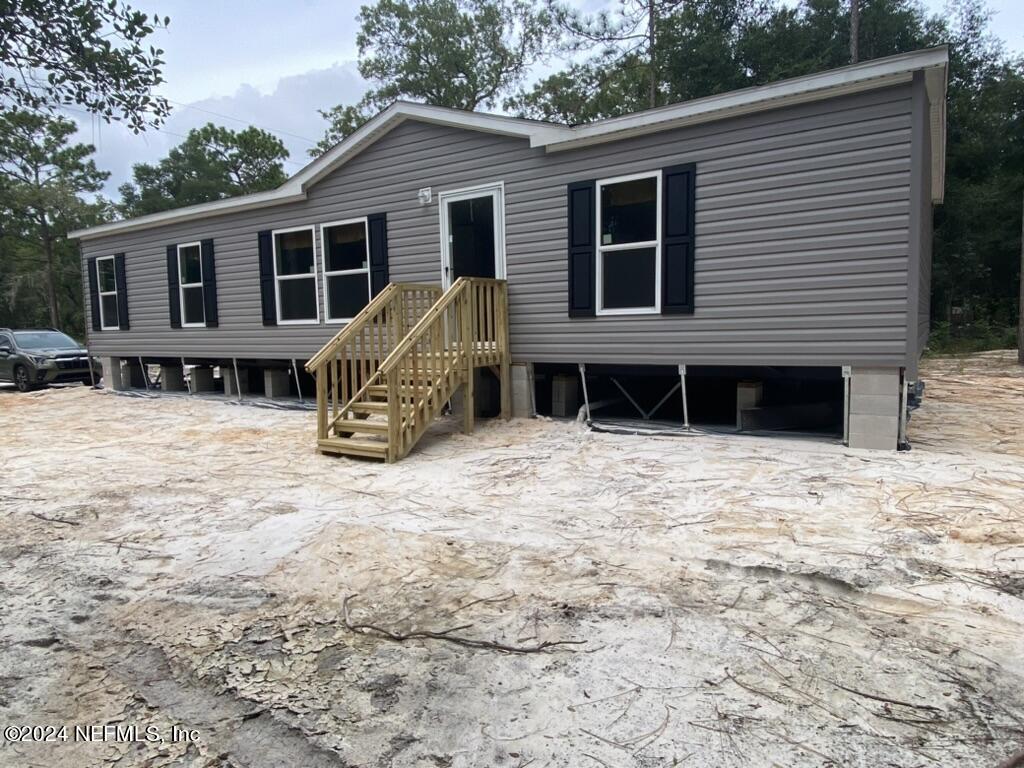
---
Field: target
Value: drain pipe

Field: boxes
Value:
[232,357,243,402]
[138,356,150,391]
[578,363,591,422]
[292,359,304,404]
[181,357,192,394]
[678,364,690,429]
[86,345,96,388]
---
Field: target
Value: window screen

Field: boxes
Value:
[600,176,657,246]
[275,230,315,275]
[278,277,318,322]
[274,229,319,322]
[323,220,370,320]
[602,248,657,309]
[178,244,205,325]
[597,173,660,312]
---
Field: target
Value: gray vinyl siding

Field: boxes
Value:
[81,83,919,368]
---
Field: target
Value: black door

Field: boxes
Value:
[447,195,496,283]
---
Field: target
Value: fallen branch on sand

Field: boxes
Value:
[342,594,586,654]
[30,512,80,526]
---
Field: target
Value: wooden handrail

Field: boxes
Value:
[379,278,469,376]
[307,281,442,441]
[305,282,439,371]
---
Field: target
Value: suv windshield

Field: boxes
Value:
[12,331,80,349]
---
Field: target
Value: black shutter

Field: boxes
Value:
[367,212,389,297]
[114,252,130,330]
[86,256,101,332]
[567,180,596,317]
[166,244,181,328]
[201,239,218,327]
[258,230,276,326]
[661,163,696,315]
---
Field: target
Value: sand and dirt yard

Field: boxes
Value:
[1,351,1022,767]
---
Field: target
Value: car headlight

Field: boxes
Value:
[31,356,55,367]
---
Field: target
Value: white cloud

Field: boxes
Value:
[73,61,367,198]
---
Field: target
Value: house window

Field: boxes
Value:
[177,243,205,326]
[96,255,120,329]
[272,227,319,324]
[596,171,661,314]
[321,218,370,322]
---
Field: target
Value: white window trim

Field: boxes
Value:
[595,170,662,316]
[437,181,506,291]
[96,255,120,330]
[176,241,205,328]
[320,217,371,324]
[271,225,320,325]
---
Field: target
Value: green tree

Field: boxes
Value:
[0,111,109,330]
[119,123,289,217]
[520,0,1022,351]
[312,0,552,155]
[515,0,760,121]
[931,0,1024,335]
[0,0,170,131]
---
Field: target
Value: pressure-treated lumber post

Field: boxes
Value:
[387,368,400,462]
[461,283,474,435]
[315,362,328,441]
[498,282,512,420]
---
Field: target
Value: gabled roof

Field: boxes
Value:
[70,47,947,240]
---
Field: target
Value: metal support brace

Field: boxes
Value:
[842,365,851,446]
[138,356,150,391]
[86,346,96,388]
[610,377,681,421]
[898,369,909,449]
[232,357,243,402]
[678,364,690,429]
[578,363,591,422]
[182,357,192,394]
[292,358,304,404]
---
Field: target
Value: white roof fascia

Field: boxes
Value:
[292,102,569,190]
[70,103,568,240]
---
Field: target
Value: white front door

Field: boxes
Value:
[438,182,506,290]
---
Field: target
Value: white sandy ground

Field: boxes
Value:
[0,352,1022,768]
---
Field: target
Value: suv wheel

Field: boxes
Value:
[13,364,34,392]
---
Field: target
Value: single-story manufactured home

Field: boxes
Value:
[71,47,948,457]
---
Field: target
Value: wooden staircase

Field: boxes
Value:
[305,278,511,462]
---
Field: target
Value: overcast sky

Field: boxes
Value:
[69,0,1024,198]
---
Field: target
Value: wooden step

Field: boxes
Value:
[367,384,430,396]
[350,400,389,414]
[336,418,388,434]
[318,437,388,459]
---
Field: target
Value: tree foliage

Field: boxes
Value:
[516,0,1023,345]
[0,0,170,131]
[118,123,289,217]
[0,111,110,333]
[312,0,551,155]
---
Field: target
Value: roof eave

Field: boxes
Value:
[68,185,306,240]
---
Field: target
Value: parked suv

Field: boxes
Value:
[0,329,100,392]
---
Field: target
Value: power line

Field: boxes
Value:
[165,97,319,145]
[56,103,307,168]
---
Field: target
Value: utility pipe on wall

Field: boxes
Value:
[678,364,690,429]
[578,363,591,422]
